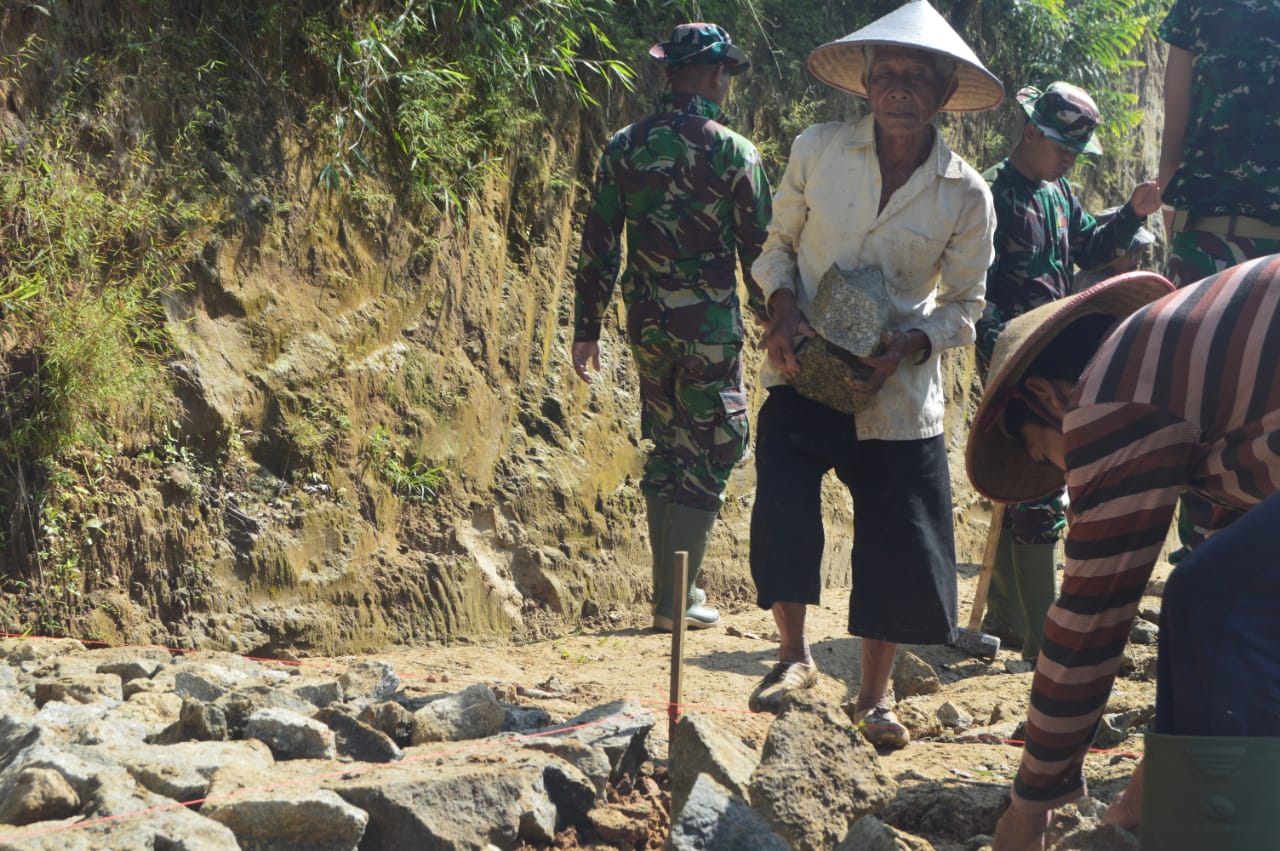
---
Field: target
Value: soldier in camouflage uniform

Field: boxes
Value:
[978,82,1161,663]
[1158,0,1280,558]
[1070,206,1155,294]
[570,23,772,632]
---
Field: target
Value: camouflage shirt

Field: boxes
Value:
[1160,0,1280,223]
[977,159,1141,366]
[572,93,772,345]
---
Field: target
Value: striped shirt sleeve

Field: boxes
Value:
[1012,253,1280,810]
[1012,401,1199,809]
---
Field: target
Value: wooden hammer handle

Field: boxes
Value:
[967,503,1006,633]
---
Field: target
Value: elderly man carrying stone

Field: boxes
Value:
[745,0,1000,750]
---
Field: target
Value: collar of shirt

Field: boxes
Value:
[657,92,728,124]
[840,114,970,221]
[845,113,969,188]
[999,159,1071,196]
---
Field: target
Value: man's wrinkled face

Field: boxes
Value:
[864,47,949,134]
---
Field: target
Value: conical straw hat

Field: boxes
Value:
[966,272,1175,504]
[808,0,1004,112]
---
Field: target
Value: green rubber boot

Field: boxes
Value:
[652,504,720,631]
[1141,733,1280,850]
[646,494,707,622]
[981,528,1026,650]
[1012,541,1057,663]
[645,493,671,618]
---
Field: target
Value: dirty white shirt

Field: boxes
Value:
[753,114,995,440]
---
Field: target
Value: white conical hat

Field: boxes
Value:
[807,0,1004,112]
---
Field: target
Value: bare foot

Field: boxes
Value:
[1102,760,1145,829]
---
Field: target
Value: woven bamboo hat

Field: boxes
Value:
[807,0,1004,112]
[966,272,1175,504]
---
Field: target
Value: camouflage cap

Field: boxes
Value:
[1017,81,1103,155]
[649,23,750,75]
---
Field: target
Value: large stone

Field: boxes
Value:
[33,673,123,706]
[214,684,318,738]
[203,764,368,851]
[410,683,506,744]
[789,264,891,415]
[291,679,343,708]
[0,742,239,849]
[521,737,612,797]
[338,659,401,702]
[67,775,241,850]
[314,706,402,763]
[100,690,184,740]
[0,702,40,773]
[669,712,760,820]
[358,700,415,746]
[151,697,229,744]
[892,652,941,698]
[245,707,336,760]
[790,336,874,415]
[174,665,252,702]
[89,739,274,802]
[836,815,936,850]
[809,264,891,357]
[0,673,35,720]
[665,774,790,851]
[71,714,148,747]
[936,701,973,731]
[95,658,165,684]
[32,699,117,739]
[881,781,1008,842]
[1129,619,1159,646]
[588,806,648,846]
[546,698,653,784]
[0,638,85,666]
[330,747,595,849]
[502,704,552,733]
[0,765,79,825]
[749,697,897,851]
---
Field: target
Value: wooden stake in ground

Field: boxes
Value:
[968,502,1006,632]
[668,550,688,749]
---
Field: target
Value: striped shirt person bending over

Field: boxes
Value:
[965,254,1280,849]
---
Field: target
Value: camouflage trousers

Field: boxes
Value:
[1003,491,1067,545]
[1168,229,1280,550]
[1167,229,1280,288]
[631,340,748,511]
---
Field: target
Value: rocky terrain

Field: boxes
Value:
[0,7,1177,849]
[0,553,1171,850]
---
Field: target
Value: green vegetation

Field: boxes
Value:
[0,0,1173,635]
[367,425,444,504]
[977,0,1172,147]
[302,0,634,220]
[0,1,634,631]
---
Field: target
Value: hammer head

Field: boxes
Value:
[952,628,1000,661]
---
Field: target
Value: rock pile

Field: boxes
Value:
[0,638,1147,850]
[0,639,653,850]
